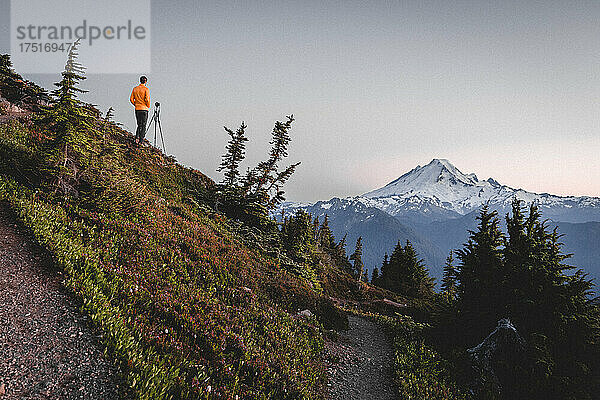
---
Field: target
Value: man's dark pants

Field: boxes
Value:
[135,109,148,141]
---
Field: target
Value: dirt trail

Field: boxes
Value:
[326,314,397,400]
[0,203,124,399]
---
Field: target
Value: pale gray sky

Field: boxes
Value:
[2,0,600,202]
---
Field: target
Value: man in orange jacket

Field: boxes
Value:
[130,76,150,144]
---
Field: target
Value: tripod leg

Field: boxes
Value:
[154,118,157,147]
[145,113,156,136]
[157,119,166,154]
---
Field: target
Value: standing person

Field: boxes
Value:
[130,76,150,144]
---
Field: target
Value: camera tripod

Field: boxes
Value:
[145,102,166,153]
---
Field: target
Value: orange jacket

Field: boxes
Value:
[130,84,150,110]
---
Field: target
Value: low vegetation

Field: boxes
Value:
[373,313,468,399]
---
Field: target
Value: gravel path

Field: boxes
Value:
[325,314,397,400]
[0,203,125,399]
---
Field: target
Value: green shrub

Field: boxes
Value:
[373,313,469,400]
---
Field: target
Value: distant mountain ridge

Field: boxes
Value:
[280,197,448,278]
[279,159,600,286]
[361,158,600,223]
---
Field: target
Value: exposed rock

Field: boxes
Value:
[0,98,26,114]
[382,298,407,308]
[364,298,407,316]
[297,309,313,318]
[468,318,526,398]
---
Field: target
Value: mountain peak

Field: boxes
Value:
[429,158,453,168]
[361,159,600,216]
[364,159,479,200]
[427,158,477,181]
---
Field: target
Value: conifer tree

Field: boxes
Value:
[455,206,504,343]
[360,268,369,283]
[39,40,93,144]
[217,116,300,227]
[334,233,354,275]
[441,251,458,302]
[371,267,380,285]
[384,242,404,292]
[379,253,390,288]
[312,216,320,242]
[280,209,316,262]
[217,122,248,187]
[379,241,433,298]
[242,115,301,208]
[501,200,600,398]
[336,234,348,258]
[0,54,22,103]
[449,201,600,398]
[36,39,94,192]
[318,214,336,251]
[0,54,48,107]
[349,236,364,280]
[398,241,435,298]
[0,54,19,80]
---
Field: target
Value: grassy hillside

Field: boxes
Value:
[0,119,324,398]
[0,63,382,399]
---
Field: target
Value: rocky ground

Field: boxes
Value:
[325,314,397,400]
[0,203,125,399]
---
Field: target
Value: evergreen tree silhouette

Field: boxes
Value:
[441,251,458,302]
[280,209,315,263]
[0,54,48,107]
[455,206,504,344]
[398,240,435,298]
[379,241,433,298]
[501,200,600,399]
[371,267,380,285]
[36,39,94,192]
[449,201,600,398]
[349,236,364,280]
[334,233,353,275]
[217,122,248,187]
[318,214,336,250]
[379,252,390,288]
[217,115,300,227]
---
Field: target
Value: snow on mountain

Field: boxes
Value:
[279,158,600,227]
[360,159,600,221]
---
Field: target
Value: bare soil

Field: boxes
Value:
[0,203,125,399]
[325,314,397,400]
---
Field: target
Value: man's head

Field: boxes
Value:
[140,76,147,84]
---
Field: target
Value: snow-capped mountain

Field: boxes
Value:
[279,159,600,285]
[360,158,600,223]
